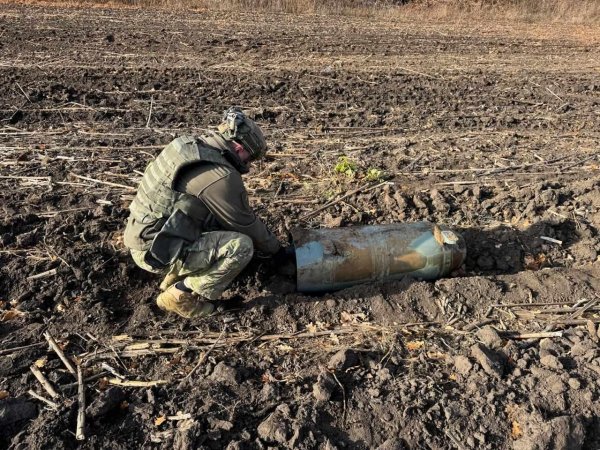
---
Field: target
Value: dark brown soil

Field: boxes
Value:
[0,4,599,450]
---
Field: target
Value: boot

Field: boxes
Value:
[156,285,215,319]
[159,273,185,291]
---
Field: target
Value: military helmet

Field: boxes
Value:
[217,107,267,160]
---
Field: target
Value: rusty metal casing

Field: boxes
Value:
[292,222,466,293]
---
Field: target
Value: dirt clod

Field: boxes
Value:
[376,438,405,450]
[453,355,474,375]
[208,417,234,431]
[174,419,200,450]
[327,348,359,371]
[323,214,343,228]
[476,326,503,349]
[209,362,240,384]
[471,343,506,378]
[568,378,582,390]
[86,387,126,419]
[257,405,292,444]
[513,415,585,450]
[540,354,564,371]
[313,371,337,402]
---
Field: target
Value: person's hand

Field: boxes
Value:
[272,245,295,266]
[270,245,296,276]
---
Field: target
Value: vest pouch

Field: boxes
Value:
[139,217,166,241]
[148,208,200,267]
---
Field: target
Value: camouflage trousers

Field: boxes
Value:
[130,231,253,300]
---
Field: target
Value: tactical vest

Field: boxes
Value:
[124,135,236,265]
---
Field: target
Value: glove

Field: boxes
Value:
[271,245,296,276]
[272,245,295,266]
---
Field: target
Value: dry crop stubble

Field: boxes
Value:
[0,3,599,449]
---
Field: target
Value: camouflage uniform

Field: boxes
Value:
[130,231,253,300]
[124,130,280,308]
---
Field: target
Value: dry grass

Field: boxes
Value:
[1,0,599,23]
[405,0,600,24]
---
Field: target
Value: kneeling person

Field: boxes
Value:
[123,108,281,318]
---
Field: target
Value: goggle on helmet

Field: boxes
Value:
[217,107,267,161]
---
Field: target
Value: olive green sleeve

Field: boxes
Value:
[177,164,281,255]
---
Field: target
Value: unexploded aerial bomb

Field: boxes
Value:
[292,222,466,293]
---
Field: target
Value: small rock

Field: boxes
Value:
[367,359,380,370]
[275,403,291,416]
[570,343,588,357]
[549,379,567,394]
[502,341,520,362]
[323,439,339,450]
[327,348,358,371]
[540,354,563,371]
[540,338,560,353]
[257,408,291,444]
[261,383,277,401]
[240,430,251,441]
[516,358,528,369]
[471,343,505,378]
[174,418,200,449]
[368,388,380,398]
[530,366,555,379]
[146,389,155,405]
[93,205,108,217]
[568,378,582,390]
[323,213,343,228]
[376,368,392,381]
[325,299,337,308]
[208,417,234,431]
[454,355,473,375]
[288,422,315,449]
[513,415,585,450]
[393,191,408,210]
[313,371,336,402]
[476,326,503,349]
[86,387,125,419]
[376,438,404,450]
[473,431,486,443]
[412,194,428,210]
[131,403,152,420]
[586,321,598,343]
[210,362,240,384]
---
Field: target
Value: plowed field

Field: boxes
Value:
[1,4,599,449]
